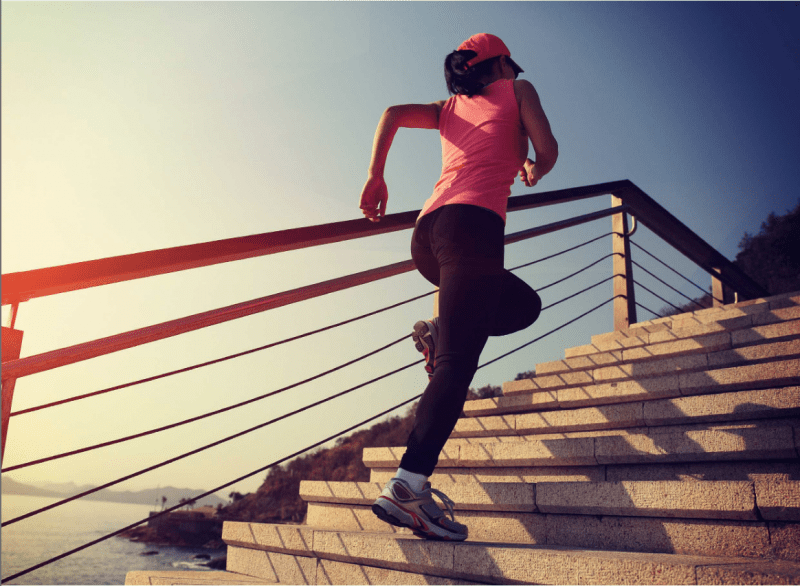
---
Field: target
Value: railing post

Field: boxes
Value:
[2,304,23,464]
[711,271,724,308]
[612,195,637,330]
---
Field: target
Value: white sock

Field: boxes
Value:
[394,467,428,492]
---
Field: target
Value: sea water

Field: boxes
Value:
[1,494,221,585]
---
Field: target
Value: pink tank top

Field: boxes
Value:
[418,78,528,223]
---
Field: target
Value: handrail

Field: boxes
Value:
[0,181,631,305]
[1,205,627,382]
[1,180,766,308]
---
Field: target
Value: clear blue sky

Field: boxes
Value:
[2,2,799,506]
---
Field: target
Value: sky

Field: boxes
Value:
[2,0,799,521]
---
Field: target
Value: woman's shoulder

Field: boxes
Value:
[512,79,538,106]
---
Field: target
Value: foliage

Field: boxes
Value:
[659,201,800,316]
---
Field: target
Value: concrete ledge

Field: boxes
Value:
[755,480,800,521]
[464,391,558,416]
[536,481,757,520]
[644,387,800,427]
[299,480,535,512]
[223,522,314,556]
[679,359,800,395]
[124,571,274,585]
[226,547,317,584]
[516,402,645,435]
[557,375,679,408]
[315,558,482,585]
[370,465,606,484]
[696,560,800,585]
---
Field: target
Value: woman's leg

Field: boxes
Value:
[401,205,509,476]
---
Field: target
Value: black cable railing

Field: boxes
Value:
[2,229,618,582]
[629,239,722,304]
[4,247,615,473]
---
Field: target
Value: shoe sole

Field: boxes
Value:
[412,321,436,379]
[372,500,466,542]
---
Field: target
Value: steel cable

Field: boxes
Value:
[12,234,612,417]
[0,393,421,583]
[5,251,616,473]
[635,302,663,319]
[2,333,413,473]
[2,358,422,526]
[629,240,721,302]
[632,279,683,313]
[630,259,708,311]
[10,291,435,417]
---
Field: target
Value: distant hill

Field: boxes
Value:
[2,477,225,508]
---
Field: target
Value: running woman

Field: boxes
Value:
[359,33,558,541]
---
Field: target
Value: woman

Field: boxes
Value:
[359,33,558,541]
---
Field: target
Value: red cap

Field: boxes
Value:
[458,33,512,68]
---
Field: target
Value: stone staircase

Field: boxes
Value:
[126,292,800,585]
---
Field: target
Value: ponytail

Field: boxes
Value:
[444,50,502,97]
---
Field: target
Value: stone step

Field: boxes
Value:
[499,324,800,401]
[124,570,275,585]
[531,294,799,379]
[565,306,800,361]
[494,332,800,409]
[473,358,800,423]
[222,522,800,584]
[304,502,798,562]
[457,387,800,437]
[362,422,800,470]
[299,479,800,522]
[368,459,800,485]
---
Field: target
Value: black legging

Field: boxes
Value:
[400,204,542,476]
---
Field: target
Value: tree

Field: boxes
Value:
[228,491,245,504]
[160,496,167,512]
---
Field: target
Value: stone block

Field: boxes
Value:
[679,359,800,395]
[300,481,380,505]
[453,415,516,437]
[516,402,644,434]
[463,392,558,416]
[695,560,800,585]
[415,465,605,484]
[769,294,800,311]
[362,446,404,468]
[624,333,732,362]
[536,480,758,520]
[769,522,800,562]
[226,547,316,584]
[643,387,800,427]
[710,339,800,368]
[315,559,476,585]
[222,522,314,555]
[544,514,772,559]
[753,306,800,326]
[565,343,603,358]
[124,570,275,585]
[595,426,797,465]
[756,480,800,521]
[558,375,679,408]
[733,320,800,345]
[306,502,406,533]
[605,460,800,483]
[486,437,597,467]
[649,322,729,344]
[453,545,700,585]
[312,531,453,576]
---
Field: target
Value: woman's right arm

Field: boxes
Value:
[360,101,445,222]
[514,79,558,186]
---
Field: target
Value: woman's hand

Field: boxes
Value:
[359,175,388,222]
[518,158,540,187]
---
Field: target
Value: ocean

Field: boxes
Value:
[1,494,222,585]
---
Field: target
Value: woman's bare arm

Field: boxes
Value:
[360,101,445,222]
[514,79,558,185]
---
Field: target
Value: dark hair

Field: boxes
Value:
[444,50,503,97]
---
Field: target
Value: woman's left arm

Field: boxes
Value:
[360,101,445,222]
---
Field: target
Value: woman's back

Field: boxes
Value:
[421,78,528,222]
